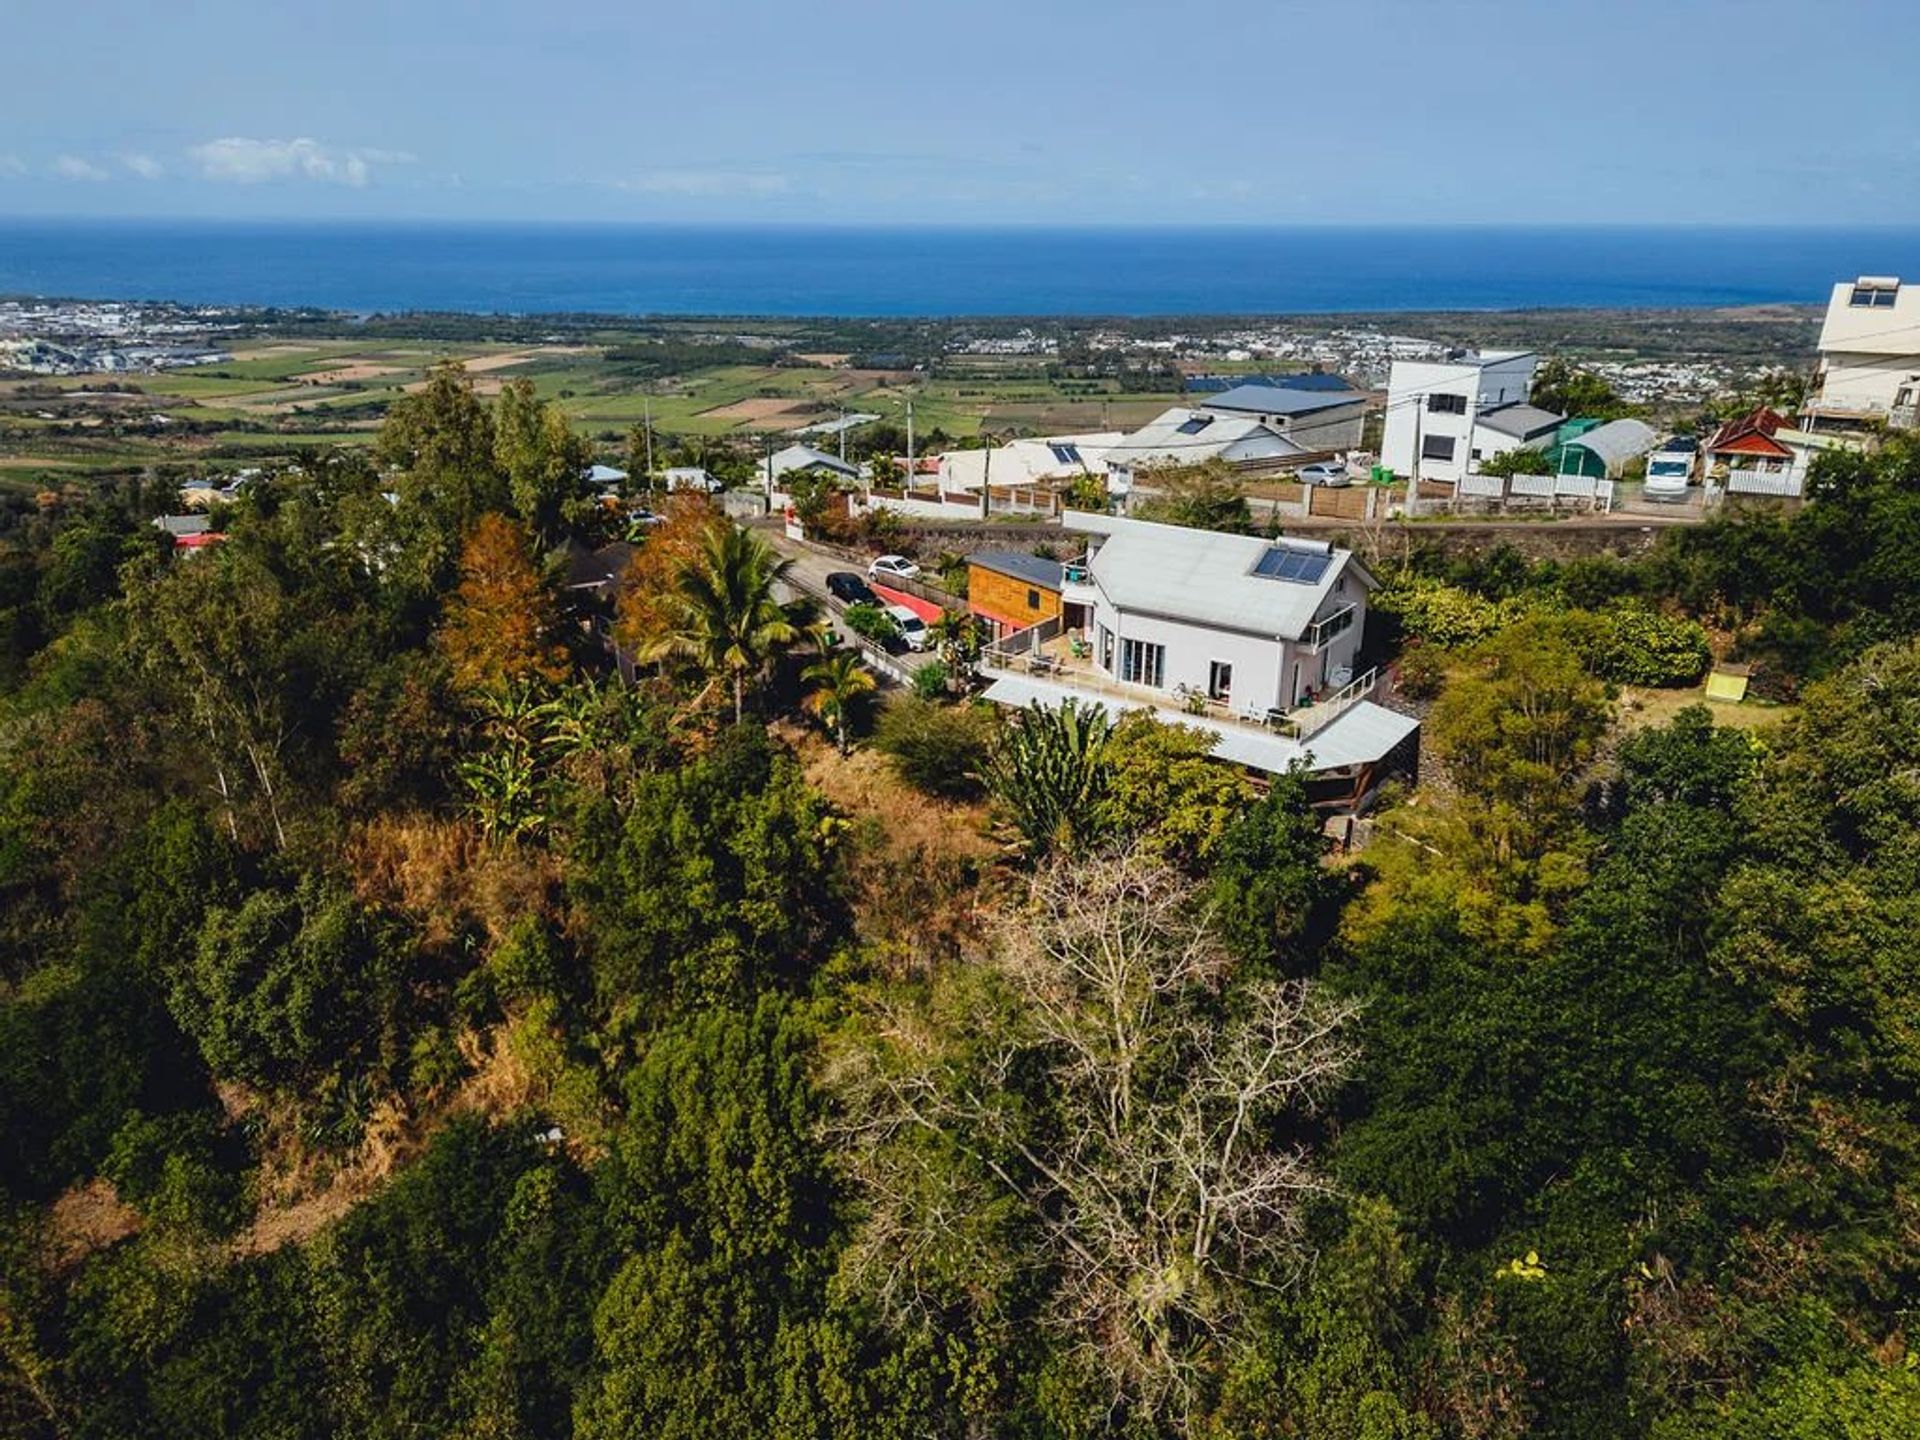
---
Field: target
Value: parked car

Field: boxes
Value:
[868,554,921,582]
[826,571,878,606]
[886,604,930,652]
[1298,462,1351,487]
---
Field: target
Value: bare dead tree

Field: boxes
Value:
[823,845,1361,1420]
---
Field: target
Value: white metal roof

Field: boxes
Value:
[978,670,1418,777]
[1066,512,1360,641]
[1103,408,1311,469]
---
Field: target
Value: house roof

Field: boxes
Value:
[1818,277,1920,357]
[769,444,860,480]
[153,513,213,537]
[968,550,1065,590]
[1066,512,1363,642]
[938,433,1120,492]
[1704,407,1791,457]
[1103,408,1312,469]
[1561,418,1658,468]
[586,464,627,484]
[1476,402,1565,440]
[1198,383,1364,419]
[1186,372,1355,394]
[564,541,636,591]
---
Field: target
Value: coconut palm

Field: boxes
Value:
[803,649,877,755]
[646,525,803,723]
[928,610,983,672]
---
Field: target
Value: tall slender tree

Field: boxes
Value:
[646,526,804,723]
[802,650,876,755]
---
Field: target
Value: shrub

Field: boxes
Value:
[841,602,900,644]
[910,661,950,701]
[1375,580,1515,649]
[873,695,993,800]
[1394,642,1449,701]
[1591,604,1712,687]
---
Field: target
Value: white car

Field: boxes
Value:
[1298,462,1351,487]
[886,604,930,651]
[868,554,921,582]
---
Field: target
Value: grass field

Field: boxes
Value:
[0,335,1190,479]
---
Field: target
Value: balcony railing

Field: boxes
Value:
[1306,602,1357,653]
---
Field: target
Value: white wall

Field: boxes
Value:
[1816,354,1920,415]
[1381,353,1539,483]
[1088,591,1290,712]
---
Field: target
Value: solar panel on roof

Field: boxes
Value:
[1176,416,1214,435]
[1048,442,1082,464]
[1252,547,1332,584]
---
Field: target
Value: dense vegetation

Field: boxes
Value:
[3,374,1920,1438]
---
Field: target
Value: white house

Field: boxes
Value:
[663,465,722,493]
[1195,382,1370,451]
[766,444,860,484]
[1103,407,1314,502]
[1808,276,1920,429]
[935,432,1121,494]
[1380,350,1540,484]
[977,513,1420,810]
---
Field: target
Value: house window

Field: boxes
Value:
[1026,587,1041,609]
[1120,638,1165,689]
[1421,434,1456,461]
[1850,282,1899,308]
[1208,660,1232,701]
[1427,392,1468,415]
[1470,447,1483,460]
[1098,625,1114,672]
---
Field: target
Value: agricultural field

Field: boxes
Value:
[0,332,1183,489]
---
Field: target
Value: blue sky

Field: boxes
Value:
[3,0,1914,226]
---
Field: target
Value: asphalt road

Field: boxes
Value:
[763,531,940,676]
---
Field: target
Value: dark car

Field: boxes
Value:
[826,571,878,606]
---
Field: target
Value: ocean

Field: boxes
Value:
[1,220,1918,318]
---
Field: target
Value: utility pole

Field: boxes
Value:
[643,396,655,500]
[981,440,992,520]
[1408,398,1422,520]
[838,406,846,464]
[906,398,915,496]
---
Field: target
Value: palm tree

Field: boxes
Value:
[802,650,877,755]
[646,525,803,723]
[928,610,983,673]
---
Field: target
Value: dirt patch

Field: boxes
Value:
[300,362,406,384]
[46,1178,142,1268]
[795,352,852,367]
[230,343,319,361]
[699,395,812,424]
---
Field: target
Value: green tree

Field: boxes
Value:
[1207,770,1342,969]
[1132,459,1253,534]
[872,695,993,800]
[494,377,593,544]
[1530,358,1622,418]
[802,649,876,755]
[1103,708,1253,865]
[984,698,1115,855]
[645,525,804,723]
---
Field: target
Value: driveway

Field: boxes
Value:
[763,530,941,677]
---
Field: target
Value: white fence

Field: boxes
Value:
[1727,469,1803,498]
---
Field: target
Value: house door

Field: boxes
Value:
[1208,660,1233,702]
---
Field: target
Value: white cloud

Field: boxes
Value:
[121,152,165,180]
[189,137,414,187]
[53,154,110,182]
[0,155,25,179]
[616,169,790,197]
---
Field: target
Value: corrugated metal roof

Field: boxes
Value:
[968,550,1065,589]
[1069,513,1354,640]
[1104,408,1311,467]
[1199,383,1364,418]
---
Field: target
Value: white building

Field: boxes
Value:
[935,432,1121,494]
[663,465,722,492]
[766,444,860,484]
[1809,276,1920,429]
[1194,382,1370,451]
[1379,350,1540,484]
[1103,407,1313,501]
[978,514,1420,810]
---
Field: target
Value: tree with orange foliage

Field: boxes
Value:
[438,513,569,693]
[611,493,723,661]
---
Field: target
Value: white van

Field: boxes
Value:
[1644,437,1696,502]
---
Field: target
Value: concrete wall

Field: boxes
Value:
[1817,353,1920,414]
